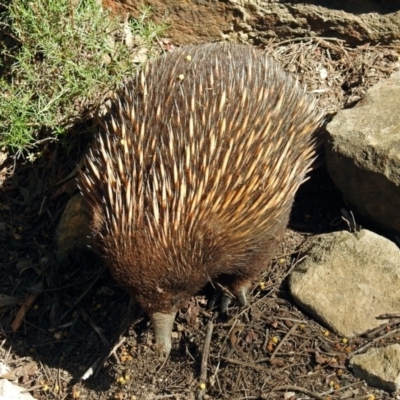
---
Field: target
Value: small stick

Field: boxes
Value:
[349,327,400,357]
[80,308,109,347]
[220,357,269,372]
[376,313,400,319]
[11,290,41,332]
[262,328,269,350]
[200,320,214,383]
[270,324,298,362]
[197,320,214,400]
[273,385,325,400]
[319,380,363,396]
[81,336,127,380]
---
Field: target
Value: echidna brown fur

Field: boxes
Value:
[78,43,323,355]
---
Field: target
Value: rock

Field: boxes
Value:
[0,362,35,400]
[325,71,400,235]
[289,230,400,337]
[103,0,400,46]
[350,344,400,391]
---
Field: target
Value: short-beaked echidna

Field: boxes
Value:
[78,43,323,356]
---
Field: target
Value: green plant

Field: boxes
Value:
[0,0,165,158]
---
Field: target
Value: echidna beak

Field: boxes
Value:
[151,311,177,358]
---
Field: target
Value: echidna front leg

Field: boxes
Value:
[150,311,177,358]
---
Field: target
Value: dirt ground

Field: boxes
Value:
[0,39,400,400]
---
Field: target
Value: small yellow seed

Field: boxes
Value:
[186,55,192,61]
[178,74,185,80]
[271,336,279,344]
[199,382,206,390]
[259,281,266,290]
[341,337,348,344]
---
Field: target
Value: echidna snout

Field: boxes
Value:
[78,43,323,357]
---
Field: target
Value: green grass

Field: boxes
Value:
[0,0,165,158]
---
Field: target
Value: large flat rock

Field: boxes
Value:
[289,230,400,337]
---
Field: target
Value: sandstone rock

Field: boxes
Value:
[289,230,400,337]
[103,0,400,46]
[325,71,400,235]
[350,344,400,391]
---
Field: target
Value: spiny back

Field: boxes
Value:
[78,43,322,314]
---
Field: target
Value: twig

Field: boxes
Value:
[319,380,363,395]
[376,313,400,319]
[274,36,346,47]
[198,320,214,400]
[272,385,325,400]
[80,308,109,346]
[275,317,308,324]
[220,357,269,372]
[349,327,400,357]
[270,323,298,362]
[11,284,42,332]
[200,320,214,383]
[282,256,306,281]
[81,336,126,380]
[262,328,270,350]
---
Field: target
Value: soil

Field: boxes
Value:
[0,39,400,400]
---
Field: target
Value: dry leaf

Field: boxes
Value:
[245,329,258,343]
[0,362,38,381]
[315,350,329,365]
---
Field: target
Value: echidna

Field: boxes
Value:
[78,43,322,356]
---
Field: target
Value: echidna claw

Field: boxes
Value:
[236,288,247,306]
[206,291,220,310]
[208,287,248,314]
[220,293,233,314]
